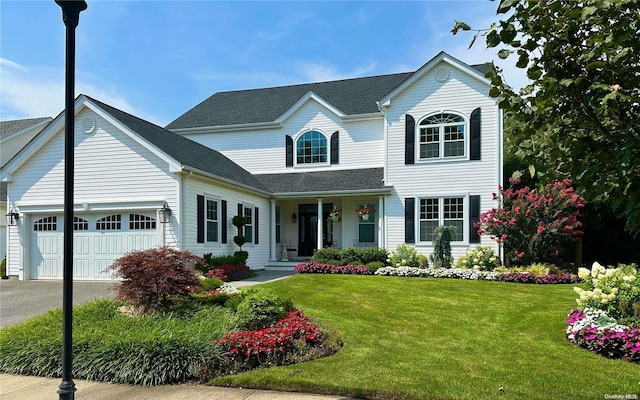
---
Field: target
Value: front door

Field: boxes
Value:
[298,203,333,257]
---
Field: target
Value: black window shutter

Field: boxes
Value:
[196,195,205,243]
[237,203,243,235]
[405,114,415,165]
[330,131,339,164]
[405,198,415,244]
[221,200,227,244]
[285,135,293,167]
[469,195,481,243]
[254,207,259,244]
[470,108,481,160]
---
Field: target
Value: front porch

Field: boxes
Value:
[268,195,386,263]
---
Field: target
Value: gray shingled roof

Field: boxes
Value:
[85,96,269,193]
[166,63,491,130]
[0,117,51,139]
[255,168,389,194]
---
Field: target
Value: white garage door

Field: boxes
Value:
[31,212,158,280]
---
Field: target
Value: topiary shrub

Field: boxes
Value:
[235,290,294,330]
[108,247,203,313]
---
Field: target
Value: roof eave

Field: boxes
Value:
[182,166,272,196]
[272,187,394,199]
[169,121,282,135]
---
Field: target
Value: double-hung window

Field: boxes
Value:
[243,205,253,243]
[206,198,219,242]
[419,113,466,160]
[419,197,465,242]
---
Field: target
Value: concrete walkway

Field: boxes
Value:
[0,271,358,400]
[0,374,355,400]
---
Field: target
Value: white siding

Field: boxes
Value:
[384,62,501,260]
[182,98,385,174]
[182,174,271,268]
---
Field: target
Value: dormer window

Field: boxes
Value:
[419,113,466,160]
[296,130,327,165]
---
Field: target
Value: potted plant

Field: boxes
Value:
[328,207,342,222]
[355,205,375,220]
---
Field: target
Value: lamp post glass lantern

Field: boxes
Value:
[5,209,19,226]
[159,203,172,223]
[55,1,87,399]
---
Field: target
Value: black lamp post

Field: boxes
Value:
[54,1,87,399]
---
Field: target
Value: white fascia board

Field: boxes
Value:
[277,91,345,123]
[1,118,52,142]
[378,51,491,106]
[340,112,383,123]
[183,166,272,197]
[82,98,182,172]
[272,187,394,199]
[170,121,282,135]
[16,198,167,214]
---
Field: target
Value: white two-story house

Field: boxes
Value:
[1,52,502,280]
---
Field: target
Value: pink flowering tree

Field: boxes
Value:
[477,178,585,266]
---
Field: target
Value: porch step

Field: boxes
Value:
[264,261,300,271]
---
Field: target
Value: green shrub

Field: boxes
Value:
[366,261,385,273]
[357,247,389,264]
[0,257,6,278]
[455,246,500,271]
[313,248,342,263]
[0,299,236,385]
[416,254,429,268]
[235,290,294,330]
[107,248,202,313]
[347,260,364,266]
[430,226,456,268]
[201,253,247,274]
[198,277,224,292]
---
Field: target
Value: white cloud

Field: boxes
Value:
[295,60,378,83]
[0,58,164,125]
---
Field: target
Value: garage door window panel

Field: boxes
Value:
[74,217,89,231]
[96,215,122,230]
[129,214,156,230]
[34,216,57,231]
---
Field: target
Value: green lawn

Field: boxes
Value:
[212,275,640,400]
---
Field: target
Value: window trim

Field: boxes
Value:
[294,129,330,167]
[417,195,468,244]
[417,111,468,162]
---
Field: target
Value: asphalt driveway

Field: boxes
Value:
[0,279,115,328]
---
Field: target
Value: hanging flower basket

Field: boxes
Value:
[328,207,342,222]
[355,205,375,220]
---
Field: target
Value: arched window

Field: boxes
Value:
[296,130,327,165]
[129,214,156,230]
[418,113,466,160]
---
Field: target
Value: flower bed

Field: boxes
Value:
[375,266,502,281]
[294,261,370,275]
[566,308,640,363]
[501,272,580,284]
[216,309,327,369]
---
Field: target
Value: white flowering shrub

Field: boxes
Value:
[574,262,639,319]
[387,243,424,268]
[454,246,500,271]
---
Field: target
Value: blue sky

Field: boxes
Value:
[1,0,527,127]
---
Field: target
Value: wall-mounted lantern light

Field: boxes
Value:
[291,212,297,223]
[5,209,19,226]
[159,203,172,223]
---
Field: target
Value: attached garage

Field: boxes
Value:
[30,212,159,280]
